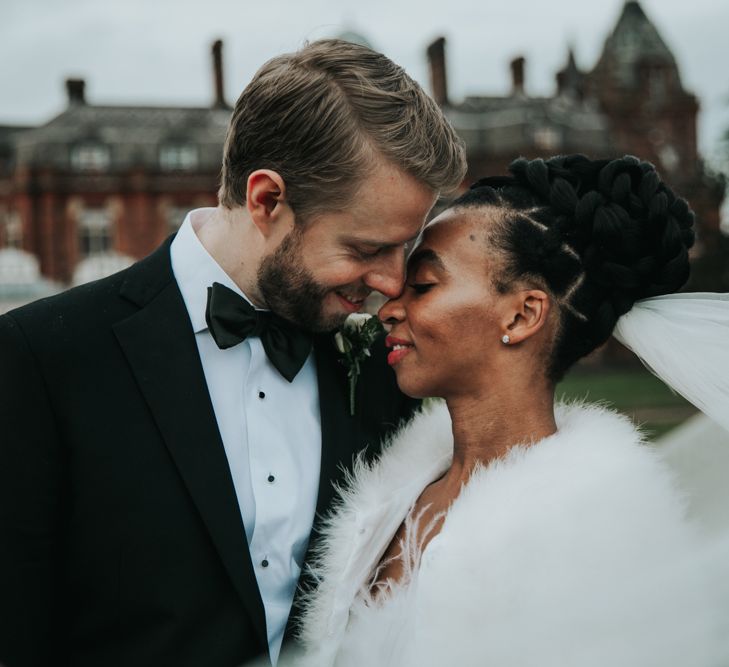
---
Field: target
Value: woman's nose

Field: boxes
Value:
[378,297,406,325]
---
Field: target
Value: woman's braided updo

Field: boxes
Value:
[451,154,695,382]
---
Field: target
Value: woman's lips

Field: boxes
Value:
[385,335,414,366]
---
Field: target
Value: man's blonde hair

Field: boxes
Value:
[218,39,466,219]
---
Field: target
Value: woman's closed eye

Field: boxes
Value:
[406,266,438,294]
[407,282,435,294]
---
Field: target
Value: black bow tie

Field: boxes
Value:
[205,282,313,382]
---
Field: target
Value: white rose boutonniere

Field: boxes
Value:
[335,313,384,416]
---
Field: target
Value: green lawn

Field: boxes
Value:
[556,366,696,440]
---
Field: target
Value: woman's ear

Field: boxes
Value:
[246,169,289,238]
[503,290,551,344]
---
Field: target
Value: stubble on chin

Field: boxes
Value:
[256,228,345,333]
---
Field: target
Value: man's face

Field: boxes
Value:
[258,159,437,332]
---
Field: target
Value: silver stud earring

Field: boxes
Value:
[501,334,510,345]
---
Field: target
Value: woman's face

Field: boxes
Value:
[378,208,511,399]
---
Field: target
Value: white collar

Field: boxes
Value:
[170,208,259,334]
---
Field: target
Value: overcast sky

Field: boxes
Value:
[2,0,728,166]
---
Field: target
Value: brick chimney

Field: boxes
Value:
[66,78,86,106]
[510,56,526,96]
[427,37,449,107]
[212,40,227,109]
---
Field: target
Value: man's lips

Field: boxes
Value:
[385,335,414,366]
[335,291,367,313]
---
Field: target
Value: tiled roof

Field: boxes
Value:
[446,95,610,154]
[0,125,33,140]
[12,104,230,169]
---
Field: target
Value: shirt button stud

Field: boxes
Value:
[258,391,266,399]
[268,474,275,483]
[261,559,269,568]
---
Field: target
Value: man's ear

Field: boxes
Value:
[246,169,288,238]
[503,290,551,344]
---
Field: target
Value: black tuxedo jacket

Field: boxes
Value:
[0,238,418,667]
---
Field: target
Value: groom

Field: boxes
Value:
[0,40,465,667]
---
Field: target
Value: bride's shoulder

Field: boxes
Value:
[441,400,689,556]
[479,399,677,498]
[526,399,667,478]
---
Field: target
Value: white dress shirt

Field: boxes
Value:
[170,208,322,664]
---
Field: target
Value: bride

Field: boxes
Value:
[290,155,729,666]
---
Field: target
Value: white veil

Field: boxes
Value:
[612,292,729,434]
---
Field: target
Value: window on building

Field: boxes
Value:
[0,209,22,249]
[78,208,112,257]
[5,212,22,249]
[71,144,111,171]
[533,126,561,151]
[619,28,639,51]
[160,144,199,171]
[658,144,679,173]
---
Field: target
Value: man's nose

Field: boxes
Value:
[364,251,405,299]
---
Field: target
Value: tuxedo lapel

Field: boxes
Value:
[112,240,268,650]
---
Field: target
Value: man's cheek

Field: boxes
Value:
[318,264,361,288]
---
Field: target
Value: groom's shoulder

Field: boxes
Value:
[2,238,175,347]
[4,270,125,337]
[0,273,128,371]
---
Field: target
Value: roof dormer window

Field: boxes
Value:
[160,144,198,171]
[70,143,110,171]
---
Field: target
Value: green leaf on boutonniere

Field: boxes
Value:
[335,313,384,415]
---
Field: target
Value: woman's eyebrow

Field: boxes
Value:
[408,248,446,272]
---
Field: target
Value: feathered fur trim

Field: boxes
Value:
[293,400,729,667]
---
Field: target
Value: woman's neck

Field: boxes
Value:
[443,377,557,486]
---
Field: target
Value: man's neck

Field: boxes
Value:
[193,206,266,306]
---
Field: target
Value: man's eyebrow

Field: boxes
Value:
[344,232,422,249]
[408,248,446,272]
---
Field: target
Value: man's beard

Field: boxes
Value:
[257,226,350,333]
